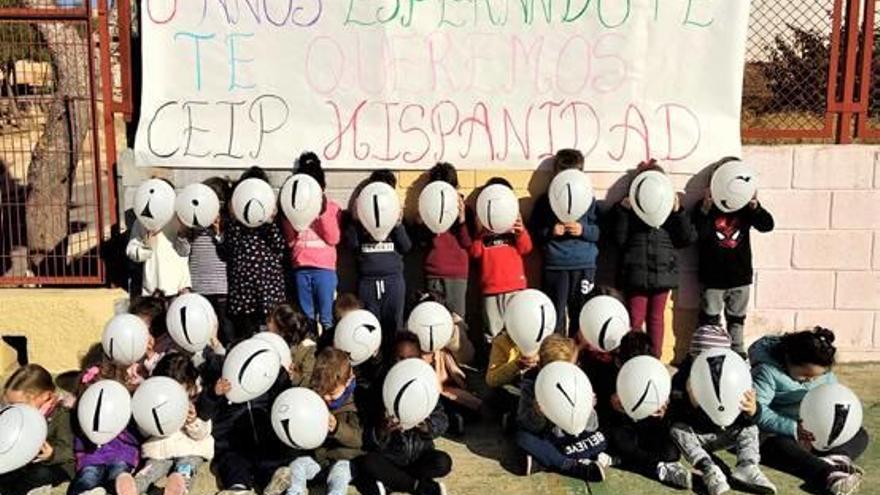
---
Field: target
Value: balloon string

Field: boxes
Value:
[247,401,258,445]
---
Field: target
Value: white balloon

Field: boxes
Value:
[77,380,132,446]
[711,160,758,213]
[231,178,276,228]
[616,356,671,421]
[578,295,631,352]
[132,377,189,438]
[271,388,330,450]
[407,301,454,353]
[629,170,675,228]
[0,404,48,475]
[382,359,440,430]
[535,361,594,436]
[476,184,518,234]
[134,179,176,231]
[549,169,594,223]
[356,182,400,241]
[253,331,293,369]
[175,183,220,229]
[102,313,150,365]
[504,289,557,354]
[800,383,863,451]
[690,349,752,427]
[334,310,383,366]
[167,293,216,353]
[418,181,459,234]
[280,174,323,232]
[222,339,281,403]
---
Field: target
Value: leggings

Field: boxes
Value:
[0,463,70,495]
[627,290,670,357]
[607,418,680,476]
[353,450,452,495]
[760,428,870,486]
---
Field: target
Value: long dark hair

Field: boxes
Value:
[777,326,837,368]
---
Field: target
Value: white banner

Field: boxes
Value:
[134,0,751,170]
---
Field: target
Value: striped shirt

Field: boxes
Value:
[186,227,228,295]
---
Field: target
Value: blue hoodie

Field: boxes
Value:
[528,194,600,271]
[749,336,837,439]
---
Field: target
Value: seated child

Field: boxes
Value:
[0,364,75,495]
[668,325,776,495]
[353,334,452,495]
[117,354,213,495]
[516,335,609,483]
[267,303,317,387]
[68,361,141,495]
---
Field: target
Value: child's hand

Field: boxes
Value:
[458,194,466,223]
[513,216,524,234]
[186,404,197,424]
[610,393,624,413]
[797,421,816,450]
[212,215,223,234]
[328,413,338,433]
[517,354,539,370]
[565,222,582,237]
[740,388,758,417]
[673,192,683,212]
[651,402,669,418]
[214,378,232,396]
[701,188,713,213]
[748,192,759,210]
[288,363,302,383]
[34,441,53,462]
[553,223,566,237]
[382,415,402,433]
[620,197,632,210]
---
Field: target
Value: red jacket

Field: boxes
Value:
[470,229,532,295]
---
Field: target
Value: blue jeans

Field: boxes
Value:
[516,430,571,471]
[288,456,351,495]
[294,268,337,330]
[67,462,131,495]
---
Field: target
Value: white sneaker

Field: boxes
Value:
[731,463,777,494]
[657,461,693,489]
[827,471,863,495]
[81,489,107,495]
[376,481,387,495]
[823,455,866,475]
[438,481,448,495]
[524,454,534,476]
[263,467,292,495]
[702,464,731,495]
[25,487,52,495]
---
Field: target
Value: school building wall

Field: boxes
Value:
[1,144,878,374]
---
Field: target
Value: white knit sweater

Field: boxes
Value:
[126,219,192,296]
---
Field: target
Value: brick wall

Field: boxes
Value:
[119,145,880,362]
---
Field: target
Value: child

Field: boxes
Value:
[529,149,600,336]
[69,361,141,495]
[591,332,690,489]
[516,335,609,483]
[281,152,342,332]
[267,303,317,387]
[353,335,451,495]
[181,176,235,345]
[750,327,868,495]
[0,364,75,495]
[126,178,191,297]
[668,325,776,495]
[470,177,532,338]
[225,166,287,341]
[414,162,472,318]
[344,169,412,341]
[117,354,213,495]
[693,158,774,356]
[317,292,363,350]
[611,160,696,357]
[127,295,173,385]
[265,348,363,495]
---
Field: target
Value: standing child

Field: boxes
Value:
[267,303,317,387]
[281,152,342,332]
[529,149,600,336]
[68,362,141,495]
[344,169,412,340]
[693,157,774,356]
[414,162,471,318]
[116,354,214,495]
[126,178,191,297]
[471,177,532,338]
[516,335,609,484]
[612,160,696,357]
[265,348,363,495]
[181,177,235,345]
[0,364,75,495]
[225,167,287,341]
[668,325,776,495]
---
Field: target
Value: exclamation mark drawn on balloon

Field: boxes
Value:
[151,401,168,436]
[487,200,495,231]
[426,324,436,351]
[291,179,300,211]
[598,318,613,350]
[566,183,573,216]
[372,195,381,229]
[631,380,658,413]
[180,306,193,345]
[706,355,727,412]
[535,306,546,343]
[438,190,446,225]
[92,388,105,432]
[108,339,115,361]
[393,378,417,420]
[191,199,202,228]
[828,403,851,447]
[555,382,576,407]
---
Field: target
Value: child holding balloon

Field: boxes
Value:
[528,149,600,336]
[750,327,868,495]
[0,364,75,495]
[267,303,317,388]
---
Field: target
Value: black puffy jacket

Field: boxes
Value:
[611,205,697,291]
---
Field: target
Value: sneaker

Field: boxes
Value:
[439,482,448,495]
[376,481,387,495]
[524,454,534,476]
[115,473,138,495]
[657,461,693,489]
[595,453,614,470]
[827,471,863,495]
[263,467,292,495]
[823,455,866,475]
[572,459,605,482]
[216,485,256,495]
[702,464,731,495]
[731,463,777,494]
[25,487,52,495]
[81,489,107,495]
[415,479,444,495]
[164,472,188,495]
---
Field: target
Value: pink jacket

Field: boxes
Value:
[281,199,341,270]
